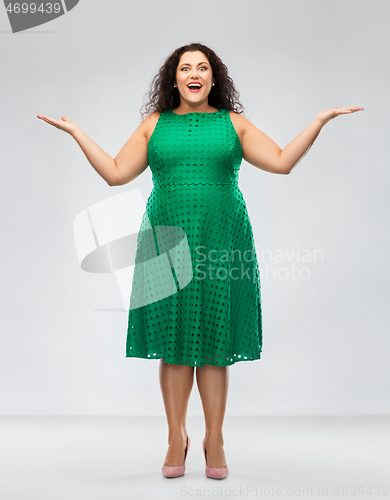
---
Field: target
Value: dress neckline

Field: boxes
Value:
[170,108,221,116]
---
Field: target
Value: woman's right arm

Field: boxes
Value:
[37,113,154,186]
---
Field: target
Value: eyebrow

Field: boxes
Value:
[179,62,209,67]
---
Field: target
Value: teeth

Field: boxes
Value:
[188,84,201,88]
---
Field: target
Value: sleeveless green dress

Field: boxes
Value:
[125,108,262,366]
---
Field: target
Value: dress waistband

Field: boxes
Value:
[153,181,238,188]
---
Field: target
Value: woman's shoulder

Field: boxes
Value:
[228,110,250,125]
[143,111,162,142]
[228,110,250,141]
[143,110,162,124]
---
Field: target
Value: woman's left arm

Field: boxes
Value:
[239,106,364,175]
[281,107,364,174]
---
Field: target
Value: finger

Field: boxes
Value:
[334,108,350,114]
[343,107,364,113]
[38,115,62,128]
[45,118,60,127]
[335,108,355,114]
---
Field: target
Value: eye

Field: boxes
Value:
[181,66,208,71]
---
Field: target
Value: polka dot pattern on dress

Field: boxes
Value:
[126,108,263,366]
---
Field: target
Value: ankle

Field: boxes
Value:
[168,429,187,444]
[205,432,224,446]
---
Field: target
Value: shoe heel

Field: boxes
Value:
[202,437,229,479]
[162,435,191,478]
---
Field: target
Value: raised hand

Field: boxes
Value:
[317,107,364,126]
[36,114,80,136]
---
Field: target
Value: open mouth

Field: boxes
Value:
[187,83,202,92]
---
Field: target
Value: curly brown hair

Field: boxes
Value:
[139,43,245,119]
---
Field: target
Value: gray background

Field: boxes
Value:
[0,0,388,416]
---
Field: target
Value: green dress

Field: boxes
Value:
[125,108,262,366]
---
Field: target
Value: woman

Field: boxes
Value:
[37,42,363,480]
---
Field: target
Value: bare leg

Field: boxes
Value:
[159,359,194,466]
[196,364,229,468]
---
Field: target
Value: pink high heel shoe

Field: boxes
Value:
[162,435,191,478]
[202,437,229,479]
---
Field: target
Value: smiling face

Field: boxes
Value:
[175,51,215,107]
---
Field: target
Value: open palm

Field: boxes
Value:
[37,114,79,135]
[317,106,364,126]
